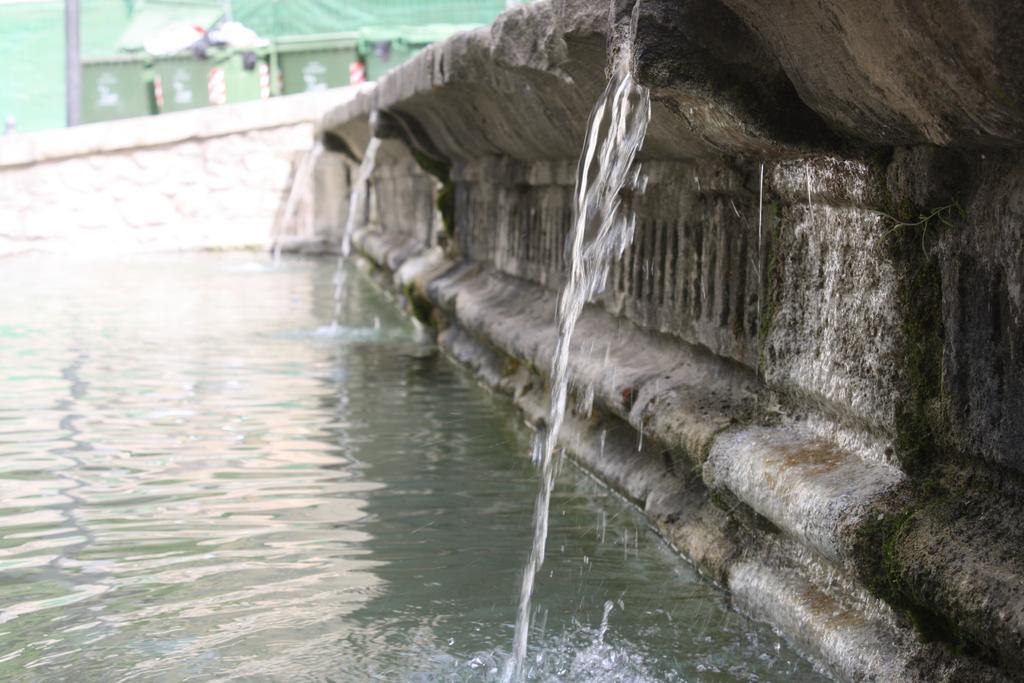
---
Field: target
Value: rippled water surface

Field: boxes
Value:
[0,254,827,681]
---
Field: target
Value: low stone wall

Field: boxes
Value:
[0,89,366,257]
[315,1,1024,680]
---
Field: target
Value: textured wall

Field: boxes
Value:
[319,1,1024,678]
[0,90,362,257]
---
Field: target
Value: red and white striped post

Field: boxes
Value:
[153,74,164,109]
[258,62,271,99]
[349,61,366,85]
[207,67,227,105]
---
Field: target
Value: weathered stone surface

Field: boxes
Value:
[717,0,1024,147]
[705,426,905,564]
[623,0,841,155]
[320,0,1024,677]
[0,90,361,256]
[356,219,1001,681]
[730,559,914,681]
[939,152,1024,475]
[423,265,760,463]
[452,156,766,366]
[901,502,1024,670]
[763,191,903,437]
[0,89,362,167]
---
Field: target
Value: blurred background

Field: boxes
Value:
[1,0,531,133]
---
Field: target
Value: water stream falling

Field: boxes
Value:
[331,137,382,331]
[341,138,383,259]
[273,141,324,266]
[504,63,651,682]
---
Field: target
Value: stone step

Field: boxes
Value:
[704,426,905,566]
[355,231,1018,677]
[435,312,957,681]
[427,264,761,467]
[728,558,992,681]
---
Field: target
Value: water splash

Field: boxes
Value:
[596,600,615,644]
[330,138,382,332]
[575,383,595,419]
[504,63,650,682]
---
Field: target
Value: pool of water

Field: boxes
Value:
[0,253,827,681]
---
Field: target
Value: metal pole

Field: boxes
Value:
[270,0,280,96]
[65,0,82,127]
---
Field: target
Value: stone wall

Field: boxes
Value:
[0,89,365,257]
[315,1,1024,680]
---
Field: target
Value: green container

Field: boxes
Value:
[154,51,268,113]
[221,52,268,104]
[360,25,471,81]
[81,56,153,123]
[362,40,420,82]
[153,55,211,112]
[275,35,358,94]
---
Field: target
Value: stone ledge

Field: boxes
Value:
[345,166,1024,683]
[705,426,905,566]
[350,226,1001,681]
[428,264,760,465]
[0,87,370,169]
[321,1,1024,675]
[331,111,1024,683]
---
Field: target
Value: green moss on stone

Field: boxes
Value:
[500,356,520,378]
[436,182,455,239]
[854,482,989,658]
[887,202,960,473]
[411,149,456,240]
[402,282,435,327]
[844,184,995,656]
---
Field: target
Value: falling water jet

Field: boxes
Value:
[576,384,595,419]
[757,161,765,259]
[272,140,324,267]
[502,61,650,682]
[340,138,383,260]
[596,600,614,645]
[330,137,382,332]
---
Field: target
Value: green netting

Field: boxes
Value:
[357,23,479,48]
[357,23,481,81]
[230,0,512,37]
[0,2,62,132]
[0,0,531,132]
[0,0,134,132]
[115,1,515,39]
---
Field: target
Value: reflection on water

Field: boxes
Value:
[0,254,825,681]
